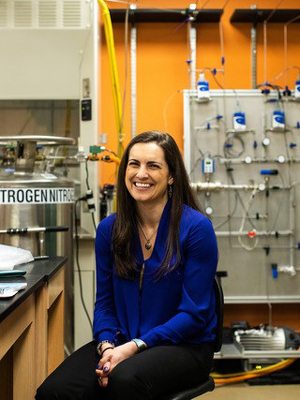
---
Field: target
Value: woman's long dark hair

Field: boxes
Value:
[113,130,201,279]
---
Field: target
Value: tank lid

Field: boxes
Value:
[0,170,74,185]
[0,135,75,145]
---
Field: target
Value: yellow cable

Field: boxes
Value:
[101,154,121,165]
[98,0,124,160]
[211,358,294,378]
[211,346,300,379]
[213,358,296,385]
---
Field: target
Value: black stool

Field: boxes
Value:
[164,274,224,400]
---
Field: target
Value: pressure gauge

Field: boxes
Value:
[205,206,214,216]
[262,137,271,147]
[258,183,266,192]
[277,155,285,164]
[244,156,252,164]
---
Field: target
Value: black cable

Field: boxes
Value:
[74,199,93,333]
[268,172,286,233]
[214,192,239,230]
[257,82,282,96]
[283,130,293,186]
[91,210,97,232]
[189,155,202,177]
[214,217,230,230]
[85,160,97,232]
[226,168,257,230]
[223,132,245,158]
[74,159,99,333]
[85,160,90,190]
[189,124,209,178]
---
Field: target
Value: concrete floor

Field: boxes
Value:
[196,384,300,399]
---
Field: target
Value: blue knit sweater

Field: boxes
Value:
[93,200,218,347]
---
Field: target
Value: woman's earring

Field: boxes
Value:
[168,184,173,198]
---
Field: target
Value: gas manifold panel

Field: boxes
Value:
[184,89,300,303]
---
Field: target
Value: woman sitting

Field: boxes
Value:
[36,130,218,400]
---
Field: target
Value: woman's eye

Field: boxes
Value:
[128,161,139,166]
[149,164,159,169]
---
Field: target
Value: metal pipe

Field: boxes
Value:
[0,136,75,145]
[183,91,192,174]
[215,230,293,237]
[130,21,137,138]
[225,129,255,134]
[0,226,69,234]
[38,231,45,256]
[188,20,197,91]
[219,157,300,165]
[46,156,72,160]
[251,23,257,89]
[229,244,297,250]
[191,182,265,191]
[213,214,268,219]
[195,124,220,130]
[289,184,295,268]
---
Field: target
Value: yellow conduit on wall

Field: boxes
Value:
[98,0,124,160]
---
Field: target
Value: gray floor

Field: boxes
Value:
[196,384,300,399]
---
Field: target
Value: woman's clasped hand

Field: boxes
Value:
[96,342,138,387]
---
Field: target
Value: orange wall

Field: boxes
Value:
[98,0,300,185]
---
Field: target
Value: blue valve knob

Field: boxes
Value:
[272,264,278,279]
[260,169,278,175]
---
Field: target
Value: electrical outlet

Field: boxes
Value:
[98,134,107,144]
[82,78,90,98]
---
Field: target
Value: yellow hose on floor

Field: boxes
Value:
[212,355,297,385]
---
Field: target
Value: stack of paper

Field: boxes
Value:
[0,282,27,298]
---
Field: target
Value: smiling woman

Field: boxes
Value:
[125,142,173,206]
[36,130,218,400]
[125,141,174,259]
[113,131,201,280]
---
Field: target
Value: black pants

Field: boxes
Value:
[36,340,214,400]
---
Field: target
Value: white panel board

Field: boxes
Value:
[184,89,300,303]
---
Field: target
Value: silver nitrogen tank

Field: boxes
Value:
[0,135,75,354]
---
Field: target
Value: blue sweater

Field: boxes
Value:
[93,201,218,348]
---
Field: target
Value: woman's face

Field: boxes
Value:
[125,142,173,206]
